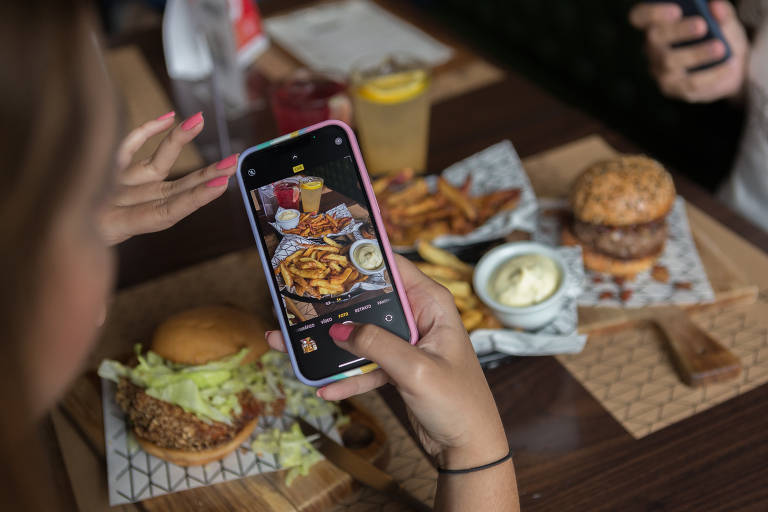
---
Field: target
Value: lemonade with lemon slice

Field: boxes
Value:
[300,177,324,213]
[352,55,430,176]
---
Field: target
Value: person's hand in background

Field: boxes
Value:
[266,255,519,511]
[629,1,749,102]
[99,111,238,245]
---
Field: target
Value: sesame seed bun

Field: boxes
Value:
[561,224,662,278]
[151,305,272,366]
[570,155,675,226]
[136,417,260,467]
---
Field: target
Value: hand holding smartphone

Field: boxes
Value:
[642,0,732,71]
[236,121,418,386]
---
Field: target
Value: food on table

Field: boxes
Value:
[299,176,324,213]
[283,212,353,237]
[277,242,370,298]
[279,210,299,221]
[489,253,561,307]
[274,179,301,210]
[353,242,383,271]
[416,241,501,331]
[97,306,283,466]
[562,155,676,278]
[375,169,522,246]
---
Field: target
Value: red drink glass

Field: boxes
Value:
[274,180,300,210]
[270,70,350,134]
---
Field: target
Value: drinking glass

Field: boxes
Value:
[351,54,430,176]
[300,176,324,213]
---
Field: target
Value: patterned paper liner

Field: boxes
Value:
[393,140,539,251]
[271,237,388,299]
[534,197,715,308]
[270,203,362,239]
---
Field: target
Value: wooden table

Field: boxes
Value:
[53,1,768,511]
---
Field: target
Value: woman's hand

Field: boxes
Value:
[99,111,238,245]
[266,255,508,468]
[629,1,749,103]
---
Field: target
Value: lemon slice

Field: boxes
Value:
[358,70,428,104]
[300,180,322,190]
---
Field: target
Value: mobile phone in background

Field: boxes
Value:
[643,0,731,71]
[236,120,418,386]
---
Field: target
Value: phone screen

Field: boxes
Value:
[240,124,411,381]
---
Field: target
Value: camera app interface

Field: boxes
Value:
[241,126,409,380]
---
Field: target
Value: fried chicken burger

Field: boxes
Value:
[562,155,676,277]
[98,306,282,466]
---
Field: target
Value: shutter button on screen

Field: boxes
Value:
[384,314,393,322]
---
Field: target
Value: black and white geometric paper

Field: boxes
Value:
[101,379,341,505]
[535,197,715,308]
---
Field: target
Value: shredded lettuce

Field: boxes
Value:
[251,423,324,485]
[97,346,264,425]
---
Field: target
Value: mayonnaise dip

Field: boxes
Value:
[354,243,383,270]
[278,210,298,221]
[489,253,560,307]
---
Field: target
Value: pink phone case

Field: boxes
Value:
[236,120,418,386]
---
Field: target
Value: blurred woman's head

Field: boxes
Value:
[1,0,118,506]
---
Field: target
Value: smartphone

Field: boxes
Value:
[644,0,731,71]
[236,120,418,386]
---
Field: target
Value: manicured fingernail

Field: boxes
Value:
[206,175,229,188]
[156,110,175,121]
[316,388,326,399]
[181,111,203,131]
[264,330,273,339]
[329,323,355,341]
[216,153,239,169]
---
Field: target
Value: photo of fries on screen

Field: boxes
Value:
[275,238,369,299]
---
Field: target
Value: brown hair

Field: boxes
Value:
[0,1,91,508]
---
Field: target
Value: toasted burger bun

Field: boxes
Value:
[151,305,273,365]
[562,225,661,278]
[570,155,675,226]
[136,417,259,467]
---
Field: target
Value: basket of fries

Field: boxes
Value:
[269,203,360,239]
[375,140,538,252]
[272,236,389,302]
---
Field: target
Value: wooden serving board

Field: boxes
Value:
[521,135,758,333]
[52,249,437,511]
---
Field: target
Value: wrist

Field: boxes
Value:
[437,432,509,471]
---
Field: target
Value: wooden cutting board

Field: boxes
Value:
[521,135,758,334]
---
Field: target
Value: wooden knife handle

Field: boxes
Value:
[654,309,741,387]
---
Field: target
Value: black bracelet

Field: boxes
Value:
[437,448,513,475]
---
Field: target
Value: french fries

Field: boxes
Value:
[275,243,368,298]
[417,241,474,279]
[283,213,352,238]
[417,242,500,333]
[374,168,521,246]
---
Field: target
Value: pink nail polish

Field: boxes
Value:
[329,323,355,341]
[216,153,239,170]
[156,110,175,121]
[181,111,203,131]
[205,175,229,188]
[264,330,272,339]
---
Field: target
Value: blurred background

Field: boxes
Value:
[97,0,744,192]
